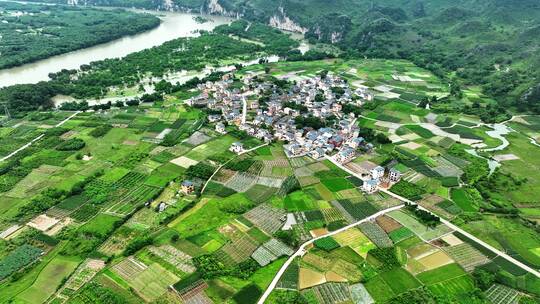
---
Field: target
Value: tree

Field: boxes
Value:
[450,79,463,98]
[472,269,496,290]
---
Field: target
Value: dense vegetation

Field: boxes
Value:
[27,0,540,115]
[0,33,262,115]
[0,2,160,69]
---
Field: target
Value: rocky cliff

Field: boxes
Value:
[268,6,307,33]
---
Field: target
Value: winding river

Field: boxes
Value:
[0,10,234,87]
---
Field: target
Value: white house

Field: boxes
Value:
[309,148,325,160]
[362,179,379,193]
[215,122,227,134]
[389,168,401,183]
[335,147,355,164]
[371,166,385,179]
[229,142,244,154]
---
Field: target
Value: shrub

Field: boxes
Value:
[56,138,85,151]
[233,284,262,304]
[89,124,112,137]
[313,237,340,251]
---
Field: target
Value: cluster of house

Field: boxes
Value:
[362,165,402,193]
[188,72,375,162]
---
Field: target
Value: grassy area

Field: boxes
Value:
[171,193,253,237]
[462,215,540,268]
[493,132,540,203]
[15,255,81,303]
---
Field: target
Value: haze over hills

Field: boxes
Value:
[24,0,540,114]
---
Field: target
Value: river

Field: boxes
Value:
[0,10,233,87]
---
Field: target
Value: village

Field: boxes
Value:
[186,71,402,195]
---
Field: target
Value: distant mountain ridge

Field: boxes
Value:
[14,0,540,112]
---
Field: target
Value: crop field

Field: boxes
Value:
[0,245,42,281]
[450,188,478,212]
[330,258,363,281]
[387,210,452,240]
[314,237,340,251]
[350,283,374,304]
[416,250,454,270]
[129,263,179,301]
[284,191,329,212]
[252,239,293,267]
[299,267,326,289]
[321,208,345,223]
[485,284,521,304]
[302,252,333,272]
[55,259,105,301]
[364,275,395,303]
[311,282,351,304]
[443,243,491,272]
[244,204,286,235]
[15,255,81,304]
[336,200,378,221]
[184,136,236,161]
[113,258,178,302]
[244,184,276,203]
[225,172,257,192]
[380,267,421,295]
[220,234,259,263]
[98,227,138,256]
[105,184,161,216]
[277,261,299,290]
[333,228,365,247]
[148,245,196,273]
[359,222,393,248]
[289,156,314,168]
[388,227,414,243]
[320,177,355,192]
[416,263,467,284]
[427,274,475,297]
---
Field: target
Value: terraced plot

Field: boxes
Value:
[443,243,491,272]
[149,245,196,273]
[388,210,452,240]
[244,204,286,235]
[485,284,521,304]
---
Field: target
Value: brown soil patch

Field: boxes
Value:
[310,228,329,238]
[376,215,402,233]
[417,250,454,270]
[325,271,347,283]
[27,214,59,231]
[299,268,326,289]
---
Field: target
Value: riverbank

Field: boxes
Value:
[0,10,233,87]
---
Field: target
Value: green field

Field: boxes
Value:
[416,263,467,285]
[16,255,81,303]
[380,267,422,295]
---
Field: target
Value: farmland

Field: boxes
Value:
[0,47,538,304]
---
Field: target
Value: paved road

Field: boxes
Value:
[257,204,405,304]
[326,155,540,278]
[382,189,540,278]
[0,111,80,162]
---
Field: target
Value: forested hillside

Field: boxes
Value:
[0,2,160,69]
[23,0,540,114]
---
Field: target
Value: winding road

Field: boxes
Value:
[257,204,405,304]
[257,154,540,303]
